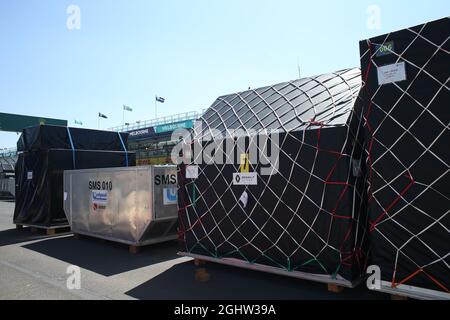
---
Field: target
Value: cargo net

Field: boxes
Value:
[361,18,450,293]
[178,68,370,282]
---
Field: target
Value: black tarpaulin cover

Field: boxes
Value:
[17,125,129,152]
[360,17,449,293]
[14,149,136,227]
[178,68,370,282]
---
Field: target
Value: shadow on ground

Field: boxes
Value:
[22,235,180,276]
[0,227,71,246]
[125,260,389,300]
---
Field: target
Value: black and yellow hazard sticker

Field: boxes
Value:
[240,153,250,173]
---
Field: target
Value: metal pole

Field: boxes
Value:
[98,116,100,129]
[155,98,157,119]
[123,108,125,127]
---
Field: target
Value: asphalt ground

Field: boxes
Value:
[0,201,388,300]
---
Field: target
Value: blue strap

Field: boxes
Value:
[66,127,76,169]
[117,132,129,167]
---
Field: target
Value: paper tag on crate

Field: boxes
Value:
[377,62,407,85]
[239,191,249,209]
[186,165,199,179]
[352,159,362,177]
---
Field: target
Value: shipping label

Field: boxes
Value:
[233,172,258,186]
[377,62,407,85]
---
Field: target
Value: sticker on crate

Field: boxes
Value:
[91,190,108,205]
[185,165,199,179]
[240,153,250,173]
[233,172,258,185]
[163,187,178,205]
[375,41,395,57]
[377,62,407,85]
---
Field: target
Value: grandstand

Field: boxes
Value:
[0,148,17,200]
[110,110,204,165]
[0,148,17,175]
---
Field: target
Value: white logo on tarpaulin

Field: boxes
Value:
[163,188,177,205]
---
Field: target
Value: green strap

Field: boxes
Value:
[192,182,197,207]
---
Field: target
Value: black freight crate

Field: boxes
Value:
[14,124,135,228]
[359,17,450,298]
[178,68,370,286]
[14,149,136,227]
[17,124,129,152]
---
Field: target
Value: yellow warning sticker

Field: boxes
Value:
[240,153,250,173]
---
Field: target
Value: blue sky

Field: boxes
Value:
[0,0,448,147]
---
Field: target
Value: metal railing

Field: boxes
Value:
[0,148,17,158]
[108,109,206,133]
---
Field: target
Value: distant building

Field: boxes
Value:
[109,111,203,165]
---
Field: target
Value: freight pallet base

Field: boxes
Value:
[15,223,70,235]
[371,281,450,300]
[180,253,361,291]
[73,232,178,254]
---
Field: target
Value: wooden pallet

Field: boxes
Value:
[191,259,209,282]
[180,252,360,290]
[194,258,207,267]
[390,294,408,300]
[190,259,347,290]
[16,223,70,235]
[129,245,140,254]
[327,284,345,293]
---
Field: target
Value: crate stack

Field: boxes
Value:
[359,17,449,299]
